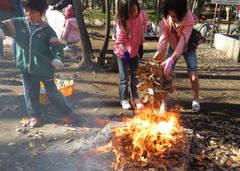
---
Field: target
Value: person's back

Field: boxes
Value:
[62,4,80,59]
[62,17,80,43]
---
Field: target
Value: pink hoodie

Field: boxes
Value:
[114,10,148,58]
[62,18,80,43]
[157,10,198,58]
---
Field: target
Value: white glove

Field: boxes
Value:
[51,59,64,67]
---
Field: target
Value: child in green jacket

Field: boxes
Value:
[0,0,73,128]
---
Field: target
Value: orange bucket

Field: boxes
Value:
[39,79,74,104]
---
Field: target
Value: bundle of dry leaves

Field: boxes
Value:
[136,60,176,104]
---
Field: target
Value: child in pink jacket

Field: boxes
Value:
[62,4,80,59]
[153,0,200,112]
[114,0,147,110]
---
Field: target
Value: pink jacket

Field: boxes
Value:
[114,10,148,58]
[62,17,80,43]
[157,10,198,58]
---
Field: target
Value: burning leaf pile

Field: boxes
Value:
[136,61,175,103]
[108,107,187,170]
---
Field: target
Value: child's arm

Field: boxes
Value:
[48,27,64,64]
[153,48,167,63]
[0,19,16,39]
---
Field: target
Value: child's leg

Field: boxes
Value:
[71,43,77,56]
[22,73,41,118]
[0,38,3,58]
[42,77,72,115]
[128,56,139,100]
[116,55,130,101]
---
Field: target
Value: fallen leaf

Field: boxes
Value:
[29,142,35,148]
[233,150,240,166]
[65,138,73,144]
[8,142,16,146]
[67,127,78,131]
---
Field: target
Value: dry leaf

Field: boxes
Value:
[65,138,73,144]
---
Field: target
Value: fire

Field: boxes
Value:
[110,105,184,169]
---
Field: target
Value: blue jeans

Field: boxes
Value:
[22,73,72,118]
[167,48,198,72]
[116,56,139,100]
[0,38,3,58]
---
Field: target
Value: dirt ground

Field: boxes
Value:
[0,32,240,171]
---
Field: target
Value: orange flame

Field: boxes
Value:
[110,105,184,169]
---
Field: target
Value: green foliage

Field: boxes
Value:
[83,8,163,25]
[83,9,115,25]
[148,11,163,24]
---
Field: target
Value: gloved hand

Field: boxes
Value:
[123,51,130,64]
[138,44,144,59]
[161,57,175,76]
[51,59,64,67]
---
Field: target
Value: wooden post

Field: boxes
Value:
[227,5,233,34]
[210,3,218,47]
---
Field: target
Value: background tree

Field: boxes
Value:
[156,0,162,22]
[98,0,111,66]
[73,0,94,69]
[101,0,106,13]
[190,0,205,17]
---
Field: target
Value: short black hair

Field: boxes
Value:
[163,0,188,21]
[21,0,48,14]
[116,0,140,32]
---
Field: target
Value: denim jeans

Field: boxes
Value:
[0,38,3,58]
[22,73,72,118]
[116,56,139,101]
[167,48,198,72]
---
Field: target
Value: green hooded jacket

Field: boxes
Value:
[0,17,64,77]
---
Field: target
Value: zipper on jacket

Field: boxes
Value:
[26,21,47,73]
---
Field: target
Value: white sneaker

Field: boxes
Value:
[63,46,72,52]
[134,99,143,109]
[192,100,200,112]
[121,100,131,110]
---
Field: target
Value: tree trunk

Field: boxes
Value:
[191,0,205,17]
[72,0,94,69]
[156,0,162,22]
[155,0,157,14]
[91,0,94,9]
[98,0,111,66]
[101,0,106,13]
[112,0,115,14]
[85,0,89,9]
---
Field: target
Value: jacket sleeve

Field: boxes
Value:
[53,0,72,10]
[48,27,64,62]
[115,20,128,45]
[173,11,196,57]
[157,19,169,53]
[0,19,16,38]
[174,25,193,57]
